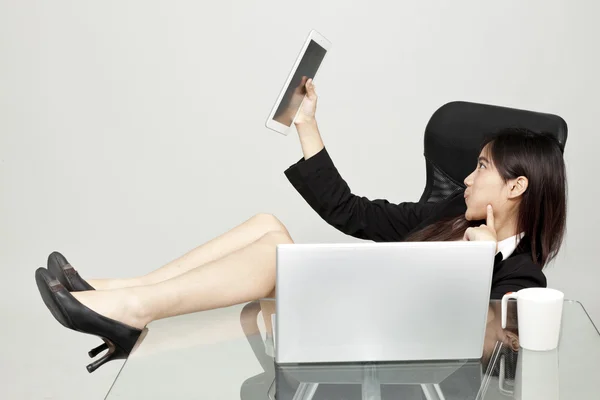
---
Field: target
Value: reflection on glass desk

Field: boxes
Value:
[104,299,600,400]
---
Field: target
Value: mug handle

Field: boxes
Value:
[501,292,519,329]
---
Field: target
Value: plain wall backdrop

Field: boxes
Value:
[1,0,599,398]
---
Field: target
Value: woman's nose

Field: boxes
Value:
[464,172,473,187]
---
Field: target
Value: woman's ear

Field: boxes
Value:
[508,176,528,199]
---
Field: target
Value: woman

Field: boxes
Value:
[35,79,567,372]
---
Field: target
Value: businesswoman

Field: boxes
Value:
[36,78,567,372]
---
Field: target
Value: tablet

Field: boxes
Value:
[265,30,331,135]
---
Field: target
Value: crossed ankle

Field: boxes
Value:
[125,287,153,328]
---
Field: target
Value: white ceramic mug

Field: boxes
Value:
[501,288,564,351]
[514,348,560,400]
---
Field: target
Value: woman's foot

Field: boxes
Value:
[47,251,147,291]
[35,268,145,373]
[72,289,150,331]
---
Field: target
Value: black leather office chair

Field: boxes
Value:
[240,100,569,400]
[419,101,567,204]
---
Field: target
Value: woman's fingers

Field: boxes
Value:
[463,225,499,245]
[306,78,317,99]
[463,227,472,241]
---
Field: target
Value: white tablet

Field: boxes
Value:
[265,30,332,135]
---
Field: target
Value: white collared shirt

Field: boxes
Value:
[496,232,525,261]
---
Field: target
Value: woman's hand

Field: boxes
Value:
[291,76,323,160]
[293,76,318,126]
[463,205,498,249]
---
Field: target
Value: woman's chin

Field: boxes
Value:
[465,210,474,221]
[465,209,483,221]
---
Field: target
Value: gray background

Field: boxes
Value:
[1,0,598,398]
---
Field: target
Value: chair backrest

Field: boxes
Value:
[419,101,568,204]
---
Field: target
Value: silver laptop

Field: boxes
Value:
[274,241,496,364]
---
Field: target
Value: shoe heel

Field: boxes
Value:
[88,342,109,358]
[35,267,142,373]
[86,339,129,373]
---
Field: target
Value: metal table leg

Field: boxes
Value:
[268,377,276,400]
[421,383,446,400]
[291,383,319,400]
[362,364,381,400]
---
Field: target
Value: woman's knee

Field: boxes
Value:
[251,213,291,236]
[255,231,291,297]
[259,230,294,246]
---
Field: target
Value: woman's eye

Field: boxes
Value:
[478,162,486,169]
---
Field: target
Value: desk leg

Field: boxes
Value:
[362,364,381,400]
[292,383,319,400]
[420,384,446,400]
[268,378,276,400]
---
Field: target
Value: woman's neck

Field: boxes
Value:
[494,210,519,242]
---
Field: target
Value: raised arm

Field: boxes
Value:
[284,78,437,242]
[292,77,325,160]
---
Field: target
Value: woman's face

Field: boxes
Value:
[463,146,508,221]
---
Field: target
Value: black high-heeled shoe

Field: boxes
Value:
[47,251,95,292]
[35,267,144,373]
[46,252,107,356]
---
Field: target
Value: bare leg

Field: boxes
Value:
[87,214,290,290]
[72,230,291,329]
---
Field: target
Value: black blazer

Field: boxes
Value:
[284,147,547,299]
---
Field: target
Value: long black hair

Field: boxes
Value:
[406,128,567,267]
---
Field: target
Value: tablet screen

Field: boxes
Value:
[272,40,327,127]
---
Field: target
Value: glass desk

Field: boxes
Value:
[105,299,600,399]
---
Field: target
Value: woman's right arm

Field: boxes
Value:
[284,79,438,242]
[293,78,325,160]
